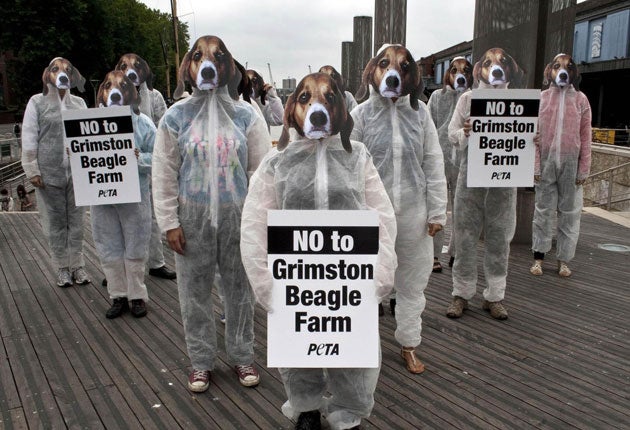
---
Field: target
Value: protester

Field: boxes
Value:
[90,70,155,319]
[245,68,284,129]
[427,56,473,272]
[446,47,525,320]
[352,44,447,374]
[531,53,592,278]
[21,57,90,288]
[152,35,271,393]
[241,72,397,430]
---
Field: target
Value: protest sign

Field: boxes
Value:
[267,210,380,368]
[62,106,140,206]
[468,89,540,187]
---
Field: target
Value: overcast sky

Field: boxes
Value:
[140,0,475,86]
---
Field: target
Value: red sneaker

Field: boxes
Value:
[234,364,260,387]
[188,369,210,393]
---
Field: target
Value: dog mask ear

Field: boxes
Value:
[404,55,421,111]
[174,50,192,100]
[472,59,483,87]
[278,91,298,151]
[329,78,353,153]
[542,62,553,87]
[71,66,86,93]
[506,54,525,88]
[355,56,378,103]
[230,60,251,103]
[42,65,51,95]
[96,79,107,108]
[137,56,154,90]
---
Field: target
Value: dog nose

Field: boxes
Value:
[110,92,121,103]
[559,72,568,80]
[457,77,466,86]
[385,75,399,88]
[310,111,328,127]
[492,69,504,79]
[59,75,69,85]
[201,67,215,80]
[128,72,137,81]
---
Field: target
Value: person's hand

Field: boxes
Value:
[534,175,541,183]
[30,175,44,188]
[428,223,443,237]
[533,132,540,146]
[463,119,472,137]
[576,178,586,186]
[166,227,186,255]
[134,148,140,159]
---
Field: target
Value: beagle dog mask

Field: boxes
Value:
[278,72,354,153]
[246,69,268,105]
[174,35,236,99]
[473,48,525,88]
[443,56,473,93]
[115,53,154,90]
[42,57,86,95]
[543,53,580,90]
[232,60,251,103]
[355,44,422,110]
[96,70,140,114]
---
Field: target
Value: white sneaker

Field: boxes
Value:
[57,268,72,287]
[72,267,91,284]
[558,262,572,277]
[530,260,543,276]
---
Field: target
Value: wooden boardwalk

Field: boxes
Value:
[0,210,629,429]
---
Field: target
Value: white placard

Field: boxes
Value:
[62,106,140,206]
[467,89,540,187]
[267,210,380,368]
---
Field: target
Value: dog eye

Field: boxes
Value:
[500,57,508,64]
[450,67,457,74]
[192,52,202,62]
[134,61,140,68]
[325,93,335,104]
[215,52,225,59]
[553,63,561,69]
[120,63,127,70]
[105,82,111,89]
[483,60,491,67]
[298,92,310,104]
[379,59,389,68]
[401,62,409,71]
[51,66,59,73]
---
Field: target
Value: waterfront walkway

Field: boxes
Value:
[0,210,628,429]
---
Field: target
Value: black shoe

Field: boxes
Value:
[102,278,107,287]
[130,299,147,318]
[295,410,321,430]
[390,298,396,316]
[149,265,176,279]
[378,303,384,316]
[106,298,128,319]
[449,256,455,267]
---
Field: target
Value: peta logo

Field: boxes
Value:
[307,343,339,356]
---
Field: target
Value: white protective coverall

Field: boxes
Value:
[21,84,87,270]
[137,81,170,271]
[428,86,469,260]
[152,85,270,371]
[532,85,592,262]
[344,91,358,112]
[351,90,447,348]
[240,136,397,430]
[448,82,517,302]
[91,112,155,300]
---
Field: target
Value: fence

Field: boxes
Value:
[591,128,630,147]
[0,133,21,164]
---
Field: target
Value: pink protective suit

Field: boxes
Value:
[532,85,592,262]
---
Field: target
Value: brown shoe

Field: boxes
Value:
[446,296,468,318]
[401,347,425,374]
[482,300,508,320]
[558,261,572,277]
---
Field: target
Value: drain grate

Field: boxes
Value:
[597,243,630,253]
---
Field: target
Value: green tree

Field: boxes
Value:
[0,0,189,109]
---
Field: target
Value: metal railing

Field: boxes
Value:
[584,160,630,210]
[0,160,32,195]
